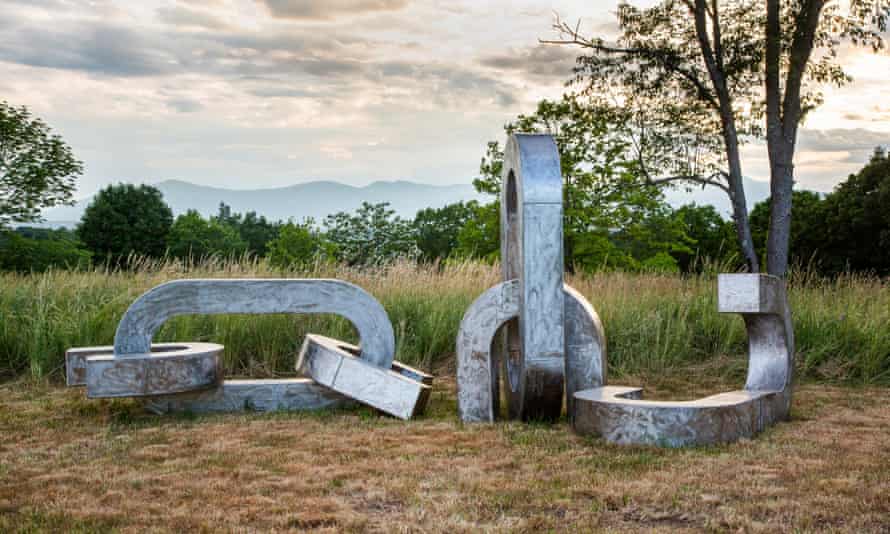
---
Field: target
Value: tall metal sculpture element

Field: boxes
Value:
[456,133,794,447]
[456,134,607,422]
[572,273,794,447]
[66,279,432,419]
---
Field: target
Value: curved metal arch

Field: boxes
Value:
[456,280,606,423]
[499,133,567,421]
[572,274,794,447]
[74,278,395,399]
[114,278,395,367]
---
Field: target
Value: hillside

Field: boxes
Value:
[39,177,775,228]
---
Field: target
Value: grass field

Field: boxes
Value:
[1,258,888,384]
[1,375,888,532]
[1,260,889,531]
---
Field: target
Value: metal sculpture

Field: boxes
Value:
[456,134,607,422]
[66,278,431,419]
[572,273,794,447]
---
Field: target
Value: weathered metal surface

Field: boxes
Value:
[84,343,223,398]
[114,278,395,367]
[456,280,606,423]
[298,334,431,420]
[500,133,566,421]
[572,273,794,447]
[66,343,188,387]
[144,378,352,414]
[73,278,397,399]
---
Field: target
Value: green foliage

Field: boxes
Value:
[0,101,83,228]
[214,202,280,257]
[750,190,826,270]
[672,204,739,271]
[167,210,246,260]
[414,201,476,262]
[453,201,499,262]
[820,149,890,275]
[324,202,418,266]
[267,220,326,269]
[77,183,173,262]
[0,231,90,272]
[475,95,684,271]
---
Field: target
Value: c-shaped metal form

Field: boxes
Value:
[68,279,396,399]
[500,133,567,421]
[572,274,794,447]
[456,280,606,423]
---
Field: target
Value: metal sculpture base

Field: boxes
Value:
[571,274,794,447]
[573,387,791,447]
[457,280,606,423]
[145,379,353,414]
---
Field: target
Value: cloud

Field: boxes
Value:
[798,128,890,153]
[479,44,577,80]
[156,6,229,30]
[0,20,179,77]
[167,97,203,113]
[259,0,409,20]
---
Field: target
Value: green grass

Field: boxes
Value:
[1,257,888,384]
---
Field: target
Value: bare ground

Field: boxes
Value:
[1,376,888,533]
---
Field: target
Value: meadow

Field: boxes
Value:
[1,259,889,531]
[0,258,888,385]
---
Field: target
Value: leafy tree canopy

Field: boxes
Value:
[547,0,890,274]
[267,219,326,269]
[324,202,418,266]
[0,101,83,228]
[475,95,686,271]
[77,183,173,261]
[167,209,246,260]
[414,201,477,262]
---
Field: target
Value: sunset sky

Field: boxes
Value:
[2,0,888,198]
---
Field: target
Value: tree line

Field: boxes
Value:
[3,143,889,276]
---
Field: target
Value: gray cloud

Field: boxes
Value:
[156,6,229,30]
[798,128,890,153]
[479,44,577,80]
[259,0,409,20]
[0,21,179,77]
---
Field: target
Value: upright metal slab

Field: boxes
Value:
[572,274,794,447]
[456,281,606,423]
[500,134,566,421]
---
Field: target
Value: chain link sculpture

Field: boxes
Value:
[66,133,794,445]
[457,133,794,447]
[66,279,432,419]
[457,134,607,423]
[572,273,794,447]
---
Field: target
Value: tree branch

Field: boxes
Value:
[542,18,720,110]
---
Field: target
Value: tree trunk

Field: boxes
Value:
[766,153,794,276]
[722,123,760,273]
[690,0,759,272]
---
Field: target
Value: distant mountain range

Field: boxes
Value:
[37,177,774,229]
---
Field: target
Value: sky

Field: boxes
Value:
[1,0,888,198]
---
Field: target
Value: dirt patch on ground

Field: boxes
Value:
[1,378,888,532]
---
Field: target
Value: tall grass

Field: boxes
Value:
[1,257,887,384]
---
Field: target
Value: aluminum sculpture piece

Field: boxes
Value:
[456,133,794,447]
[456,134,608,423]
[572,273,794,447]
[66,278,432,419]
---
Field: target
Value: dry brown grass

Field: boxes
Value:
[0,372,890,532]
[1,375,889,533]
